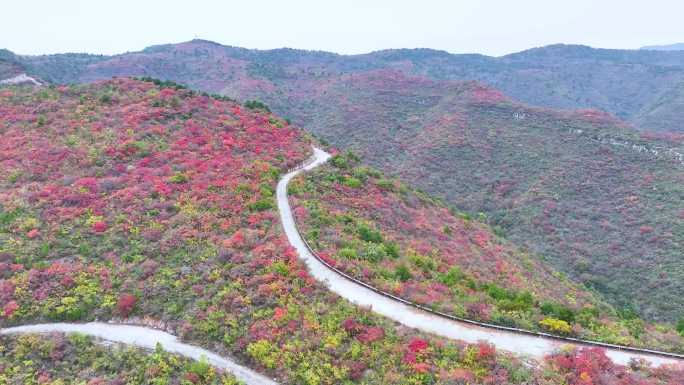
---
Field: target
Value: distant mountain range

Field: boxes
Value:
[1,40,683,321]
[3,40,684,133]
[641,43,684,51]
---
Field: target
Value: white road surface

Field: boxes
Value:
[0,322,277,385]
[0,146,680,385]
[277,147,682,368]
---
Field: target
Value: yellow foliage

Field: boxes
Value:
[539,317,572,334]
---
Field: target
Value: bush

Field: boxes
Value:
[117,294,137,318]
[376,178,395,191]
[395,264,412,282]
[439,267,465,287]
[343,176,362,188]
[357,223,383,243]
[539,317,572,335]
[540,302,576,323]
[249,198,273,212]
[384,241,400,259]
[677,317,684,336]
[244,99,271,112]
[330,155,350,169]
[362,243,387,262]
[338,248,358,260]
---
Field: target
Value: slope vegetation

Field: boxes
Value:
[0,78,578,385]
[3,40,682,322]
[0,332,242,384]
[0,79,682,384]
[290,151,684,352]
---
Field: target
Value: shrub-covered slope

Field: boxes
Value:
[15,41,680,321]
[0,79,561,385]
[0,79,682,384]
[279,70,684,324]
[0,333,241,385]
[290,152,684,352]
[5,42,683,323]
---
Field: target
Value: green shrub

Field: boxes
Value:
[677,317,684,336]
[357,223,383,243]
[395,264,412,282]
[540,301,576,323]
[376,178,395,191]
[249,199,273,211]
[384,241,400,259]
[362,243,387,262]
[168,172,189,184]
[439,267,465,287]
[244,99,271,112]
[338,248,358,260]
[343,176,362,188]
[330,155,350,169]
[409,253,436,272]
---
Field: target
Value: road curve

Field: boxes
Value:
[278,147,682,368]
[0,322,277,385]
[0,146,679,383]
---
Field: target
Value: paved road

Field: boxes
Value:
[0,322,278,385]
[0,146,679,385]
[277,147,682,367]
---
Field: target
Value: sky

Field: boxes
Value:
[2,0,683,57]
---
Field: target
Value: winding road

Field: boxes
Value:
[1,146,680,385]
[0,322,277,385]
[278,147,683,368]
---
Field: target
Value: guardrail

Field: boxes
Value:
[284,155,684,362]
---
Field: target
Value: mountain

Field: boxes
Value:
[642,43,684,51]
[0,78,585,384]
[2,40,683,322]
[273,69,684,323]
[1,75,682,383]
[290,151,684,351]
[6,40,684,133]
[633,81,684,133]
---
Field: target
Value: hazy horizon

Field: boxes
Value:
[2,0,683,57]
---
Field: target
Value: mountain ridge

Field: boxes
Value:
[5,40,684,133]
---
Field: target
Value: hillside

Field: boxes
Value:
[1,79,682,383]
[2,40,682,323]
[0,78,610,385]
[7,40,684,132]
[279,70,684,323]
[633,81,684,133]
[289,151,684,352]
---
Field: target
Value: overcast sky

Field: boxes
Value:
[2,0,682,57]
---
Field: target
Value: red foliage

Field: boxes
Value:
[183,372,200,384]
[543,347,684,385]
[408,338,429,353]
[477,342,496,361]
[356,327,384,344]
[342,318,361,334]
[273,307,286,321]
[116,294,137,317]
[91,221,108,233]
[2,300,18,317]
